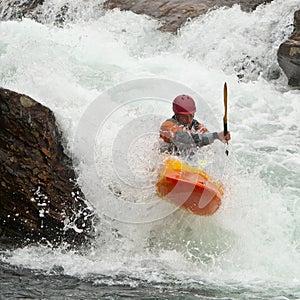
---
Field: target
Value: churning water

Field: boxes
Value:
[0,0,300,299]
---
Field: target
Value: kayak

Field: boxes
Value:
[156,158,223,216]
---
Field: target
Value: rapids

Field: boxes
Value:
[0,0,300,298]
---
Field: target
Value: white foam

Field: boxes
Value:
[0,0,299,289]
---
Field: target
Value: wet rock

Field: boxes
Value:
[278,10,300,88]
[103,0,273,33]
[0,0,44,20]
[0,88,95,247]
[1,0,273,31]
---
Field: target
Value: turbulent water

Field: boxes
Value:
[1,0,300,299]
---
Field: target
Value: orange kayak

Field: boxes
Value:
[156,158,223,216]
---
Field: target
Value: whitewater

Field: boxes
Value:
[0,0,300,299]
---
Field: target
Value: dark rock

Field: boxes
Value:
[278,10,300,88]
[0,88,95,247]
[0,0,44,20]
[103,0,273,33]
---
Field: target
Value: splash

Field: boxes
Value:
[0,0,299,294]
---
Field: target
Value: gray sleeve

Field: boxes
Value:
[173,131,219,150]
[192,132,219,147]
[173,131,196,151]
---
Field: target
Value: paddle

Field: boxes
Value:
[223,82,229,156]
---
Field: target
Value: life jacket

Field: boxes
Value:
[159,116,208,154]
[160,116,208,143]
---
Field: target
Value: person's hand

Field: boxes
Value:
[218,131,231,143]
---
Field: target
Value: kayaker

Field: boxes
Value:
[159,95,231,154]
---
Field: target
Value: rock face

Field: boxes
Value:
[0,88,95,247]
[278,10,300,87]
[104,0,273,32]
[1,0,273,32]
[0,0,44,20]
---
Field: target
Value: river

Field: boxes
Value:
[0,0,300,299]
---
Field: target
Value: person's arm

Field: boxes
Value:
[191,132,219,147]
[160,121,182,143]
[172,130,217,150]
[191,131,231,147]
[160,119,230,150]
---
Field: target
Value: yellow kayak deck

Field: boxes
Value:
[156,158,223,216]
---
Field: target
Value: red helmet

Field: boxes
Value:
[172,95,196,115]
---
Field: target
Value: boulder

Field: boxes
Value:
[278,10,300,87]
[0,0,44,20]
[1,0,273,31]
[103,0,273,32]
[0,88,95,247]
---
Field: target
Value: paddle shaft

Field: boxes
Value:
[223,82,229,156]
[223,82,228,136]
